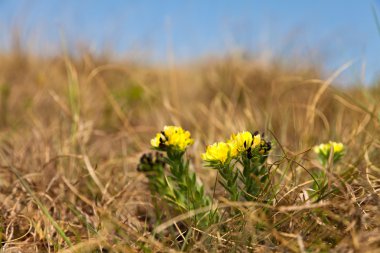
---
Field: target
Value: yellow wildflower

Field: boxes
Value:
[230,131,252,152]
[313,141,344,156]
[313,141,345,165]
[229,131,261,154]
[151,133,165,148]
[201,142,232,164]
[253,134,261,147]
[332,142,344,153]
[226,140,238,158]
[151,126,194,151]
[258,139,272,155]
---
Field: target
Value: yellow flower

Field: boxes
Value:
[332,142,344,153]
[226,140,238,158]
[201,142,232,164]
[258,139,272,155]
[313,143,327,156]
[253,134,261,147]
[313,141,345,166]
[151,126,194,151]
[151,133,165,148]
[313,141,344,156]
[229,131,261,154]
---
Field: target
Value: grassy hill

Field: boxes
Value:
[0,51,379,252]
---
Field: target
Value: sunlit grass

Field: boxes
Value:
[0,50,379,252]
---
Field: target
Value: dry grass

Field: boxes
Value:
[0,50,379,252]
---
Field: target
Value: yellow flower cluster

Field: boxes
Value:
[201,142,231,164]
[313,141,344,157]
[202,131,266,164]
[151,126,194,151]
[229,131,261,154]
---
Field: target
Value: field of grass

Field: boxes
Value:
[0,50,379,252]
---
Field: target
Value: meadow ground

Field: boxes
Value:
[0,51,379,252]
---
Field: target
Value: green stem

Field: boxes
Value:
[166,149,212,226]
[219,163,240,201]
[241,155,269,201]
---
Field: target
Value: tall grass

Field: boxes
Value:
[0,50,379,252]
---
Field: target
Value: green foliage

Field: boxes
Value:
[311,141,346,201]
[217,162,240,201]
[137,149,214,228]
[239,151,270,201]
[204,131,273,202]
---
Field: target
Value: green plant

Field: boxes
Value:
[310,141,345,201]
[202,131,272,202]
[138,126,214,229]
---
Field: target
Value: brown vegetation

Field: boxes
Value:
[0,51,379,252]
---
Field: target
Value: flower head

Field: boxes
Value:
[258,139,272,155]
[201,142,233,165]
[229,131,254,152]
[151,126,194,151]
[228,131,264,158]
[313,141,345,165]
[313,141,344,156]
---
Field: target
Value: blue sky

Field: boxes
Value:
[0,0,379,83]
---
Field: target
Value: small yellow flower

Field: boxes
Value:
[151,133,165,148]
[313,144,327,156]
[226,140,238,158]
[313,141,344,156]
[201,142,232,164]
[229,131,261,154]
[253,134,261,147]
[258,139,272,155]
[332,142,344,153]
[230,131,253,152]
[313,141,345,165]
[151,126,194,151]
